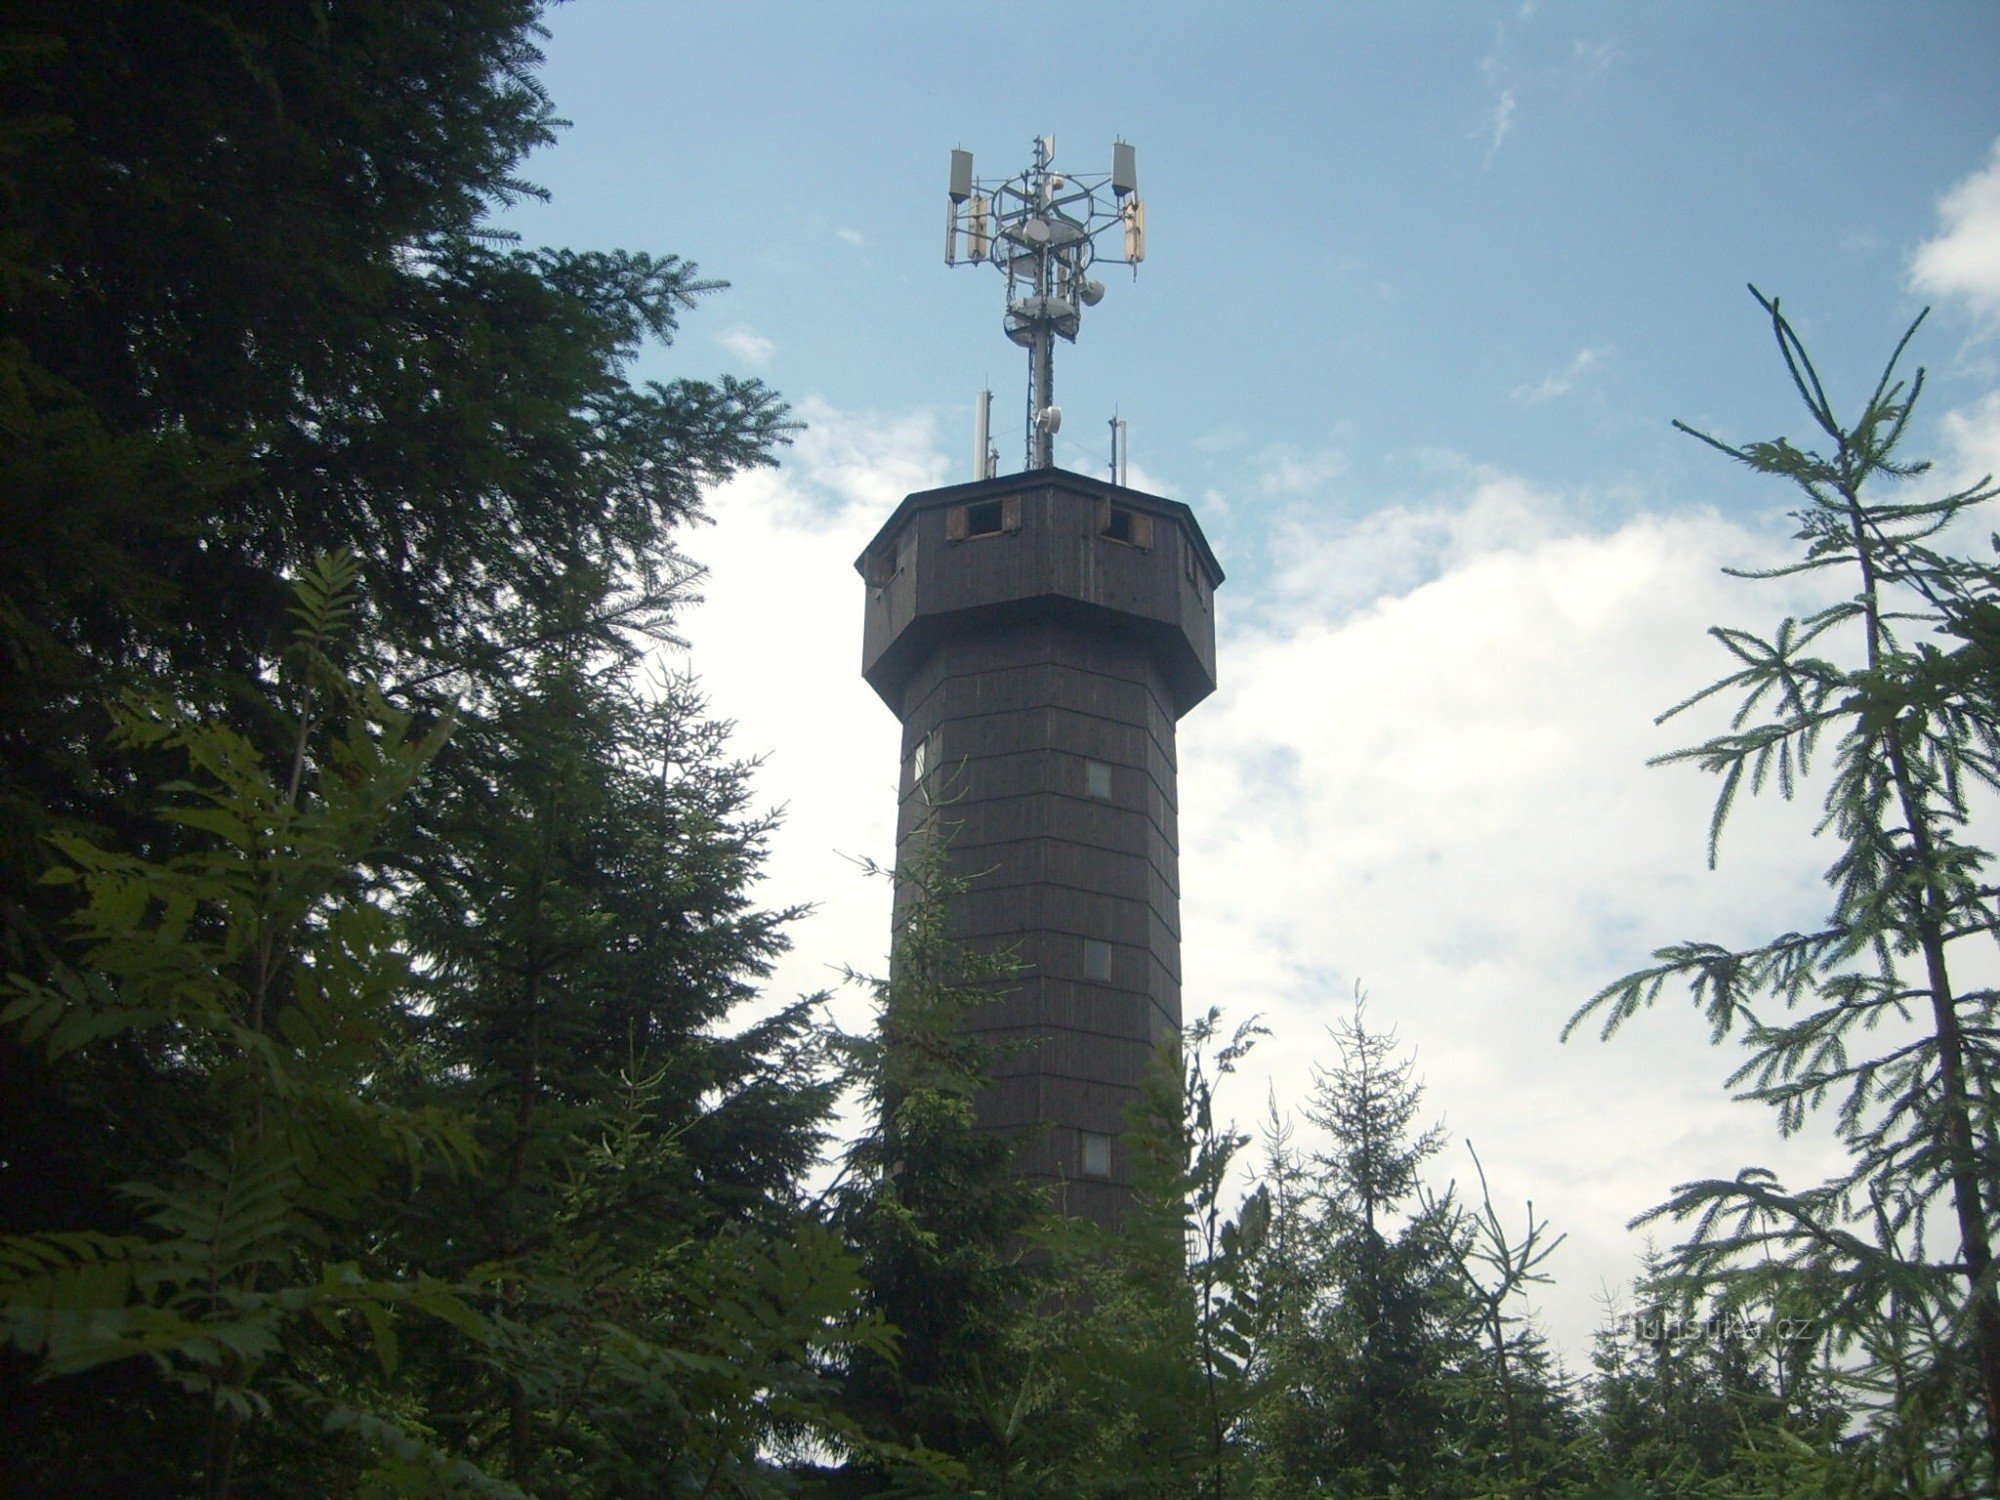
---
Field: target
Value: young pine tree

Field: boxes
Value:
[1427,1143,1581,1493]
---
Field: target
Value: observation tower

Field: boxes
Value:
[857,137,1222,1225]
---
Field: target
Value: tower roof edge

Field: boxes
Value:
[853,466,1225,589]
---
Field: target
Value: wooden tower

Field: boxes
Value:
[857,465,1222,1224]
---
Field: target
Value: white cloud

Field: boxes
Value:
[835,228,866,248]
[1911,138,2000,324]
[1476,13,1522,169]
[1480,86,1518,171]
[1941,390,2000,490]
[1182,481,1847,1357]
[715,322,777,369]
[1121,456,1175,500]
[1258,468,1556,620]
[1572,38,1618,75]
[1250,445,1347,500]
[1477,20,1616,171]
[1512,346,1608,405]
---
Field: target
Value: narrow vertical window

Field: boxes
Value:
[1083,938,1113,983]
[1084,759,1113,800]
[912,730,940,804]
[1080,1131,1113,1179]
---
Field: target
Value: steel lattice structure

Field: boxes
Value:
[946,136,1146,471]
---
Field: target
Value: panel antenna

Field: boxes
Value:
[944,135,1145,471]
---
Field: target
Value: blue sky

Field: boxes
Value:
[502,2,2000,1360]
[513,2,2000,535]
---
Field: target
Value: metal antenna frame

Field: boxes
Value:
[946,135,1144,471]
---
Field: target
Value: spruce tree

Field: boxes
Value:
[0,0,789,966]
[1570,288,2000,1485]
[390,624,849,1492]
[817,834,1055,1496]
[1429,1144,1581,1492]
[1058,1010,1271,1500]
[1253,998,1462,1493]
[0,5,830,1491]
[1580,1263,1847,1494]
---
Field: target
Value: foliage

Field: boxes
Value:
[1568,287,2000,1487]
[0,553,494,1496]
[26,5,1994,1493]
[1579,1256,1853,1498]
[1052,1008,1272,1500]
[388,619,859,1493]
[1427,1143,1580,1492]
[0,0,792,968]
[1248,997,1465,1494]
[815,832,1056,1495]
[0,556,867,1497]
[0,5,830,1493]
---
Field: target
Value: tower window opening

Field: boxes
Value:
[1098,504,1153,548]
[947,496,1020,540]
[1080,1131,1113,1179]
[1083,938,1113,983]
[1084,759,1113,800]
[912,730,941,804]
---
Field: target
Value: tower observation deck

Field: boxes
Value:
[858,467,1222,1223]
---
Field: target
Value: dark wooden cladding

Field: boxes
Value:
[861,469,1221,719]
[857,467,1221,1226]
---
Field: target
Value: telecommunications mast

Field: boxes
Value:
[946,135,1146,471]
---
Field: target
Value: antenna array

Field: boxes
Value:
[945,135,1146,471]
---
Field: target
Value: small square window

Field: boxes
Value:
[1098,505,1153,548]
[1083,938,1113,983]
[1080,1131,1113,1179]
[948,500,1015,541]
[1084,759,1113,800]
